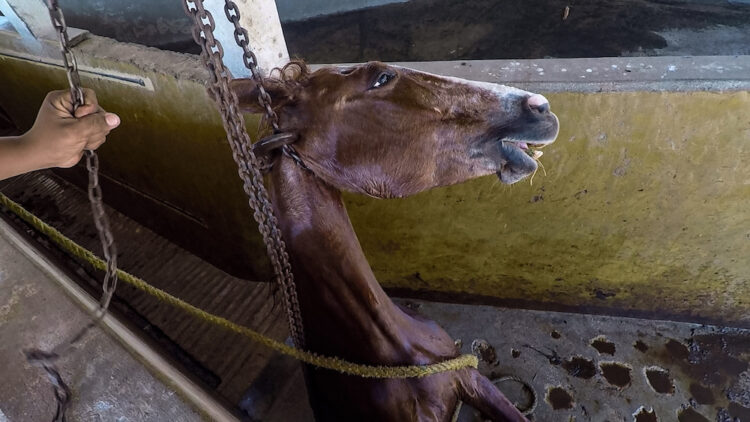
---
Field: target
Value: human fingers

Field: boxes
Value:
[81,88,98,107]
[74,103,100,118]
[104,112,120,129]
[59,149,85,169]
[77,111,120,136]
[46,90,76,117]
[74,89,103,118]
[85,134,107,151]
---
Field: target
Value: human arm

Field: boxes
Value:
[0,89,120,180]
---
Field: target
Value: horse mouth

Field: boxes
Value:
[495,113,559,184]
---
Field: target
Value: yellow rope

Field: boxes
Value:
[0,192,477,378]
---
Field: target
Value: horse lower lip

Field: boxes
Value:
[503,140,547,150]
[502,141,528,150]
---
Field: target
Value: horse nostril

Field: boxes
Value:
[527,94,550,114]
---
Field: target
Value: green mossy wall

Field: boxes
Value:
[1,51,747,326]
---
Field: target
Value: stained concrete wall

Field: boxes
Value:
[35,0,750,60]
[0,34,748,327]
[283,0,750,62]
[54,0,406,51]
[275,0,408,21]
[61,0,193,51]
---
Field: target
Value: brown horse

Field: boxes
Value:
[231,61,559,422]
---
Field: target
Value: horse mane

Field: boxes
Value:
[270,60,311,84]
[263,60,311,103]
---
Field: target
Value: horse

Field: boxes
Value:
[230,61,559,422]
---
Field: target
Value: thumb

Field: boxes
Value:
[104,113,121,128]
[77,111,118,134]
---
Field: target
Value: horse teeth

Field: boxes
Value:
[532,150,543,159]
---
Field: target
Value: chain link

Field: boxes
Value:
[24,3,121,421]
[45,0,118,309]
[27,2,303,418]
[223,0,308,171]
[183,0,305,348]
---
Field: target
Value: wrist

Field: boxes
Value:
[0,135,39,180]
[16,131,54,171]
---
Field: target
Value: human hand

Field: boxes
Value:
[22,89,120,169]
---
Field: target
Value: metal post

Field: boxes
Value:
[4,0,55,38]
[0,0,42,51]
[201,0,289,77]
[0,0,87,54]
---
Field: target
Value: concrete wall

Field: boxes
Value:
[54,0,407,50]
[283,0,750,62]
[61,0,194,51]
[32,0,750,61]
[275,0,407,21]
[0,34,748,327]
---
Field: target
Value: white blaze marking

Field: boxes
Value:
[392,65,532,103]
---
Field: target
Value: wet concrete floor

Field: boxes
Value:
[429,300,750,422]
[266,299,750,422]
[0,221,206,422]
[2,175,747,421]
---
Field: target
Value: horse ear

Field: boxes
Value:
[230,78,291,113]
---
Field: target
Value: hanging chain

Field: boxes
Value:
[23,2,120,421]
[223,0,310,172]
[182,0,305,348]
[46,0,118,309]
[223,0,279,132]
[46,1,83,111]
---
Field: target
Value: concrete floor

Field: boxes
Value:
[0,222,207,422]
[264,299,750,422]
[1,171,292,412]
[407,300,750,422]
[1,175,748,421]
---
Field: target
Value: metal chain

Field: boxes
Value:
[223,0,279,132]
[223,0,310,172]
[45,0,119,309]
[46,1,83,110]
[182,0,305,348]
[23,2,121,421]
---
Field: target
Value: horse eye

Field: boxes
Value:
[372,72,394,89]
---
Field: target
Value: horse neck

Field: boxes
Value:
[268,156,408,361]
